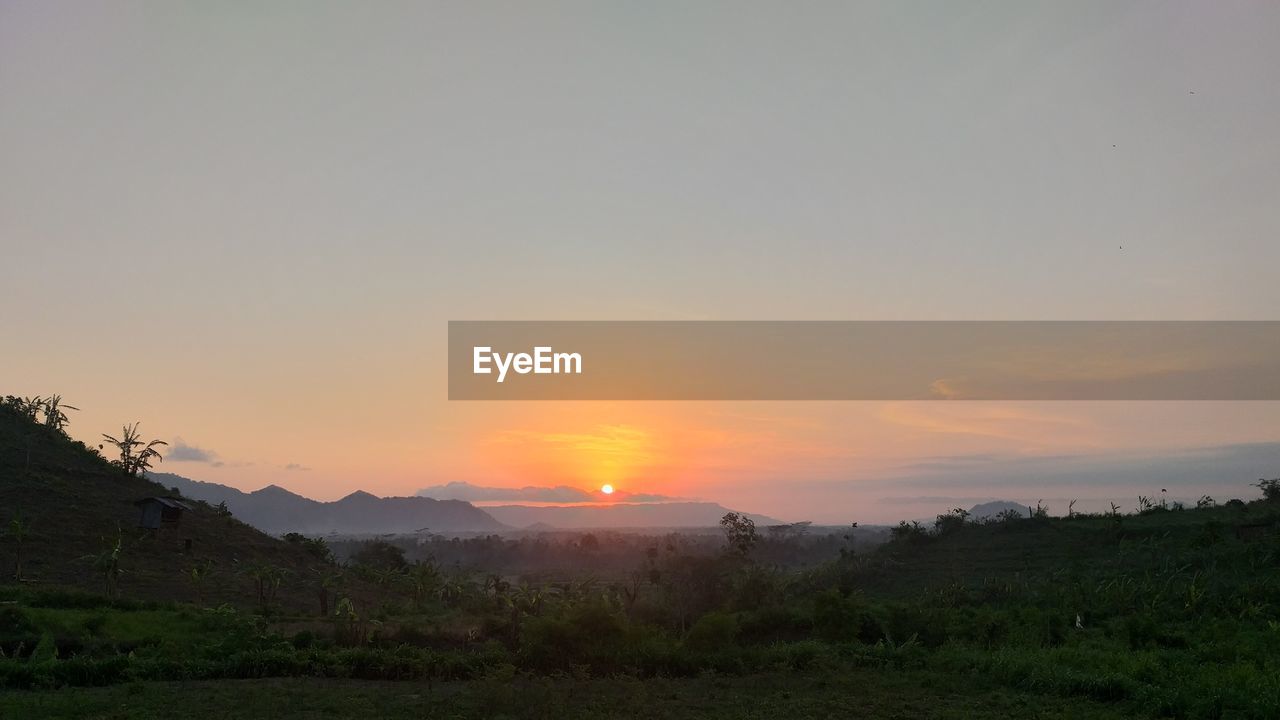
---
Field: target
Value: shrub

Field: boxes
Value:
[290,631,315,650]
[736,605,810,644]
[0,607,34,638]
[812,590,879,643]
[890,521,929,544]
[683,611,738,653]
[934,508,970,535]
[884,605,947,648]
[520,601,626,671]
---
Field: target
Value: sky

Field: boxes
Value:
[3,2,1279,523]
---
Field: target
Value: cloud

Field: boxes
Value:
[878,403,1094,445]
[167,439,223,466]
[283,463,310,472]
[878,442,1280,510]
[419,482,593,503]
[929,378,965,399]
[619,492,683,503]
[417,481,682,504]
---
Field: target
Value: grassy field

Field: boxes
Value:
[1,670,1133,720]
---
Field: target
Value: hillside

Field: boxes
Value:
[0,403,344,610]
[152,473,506,534]
[481,502,782,529]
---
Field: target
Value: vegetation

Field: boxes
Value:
[101,422,168,477]
[3,395,1280,718]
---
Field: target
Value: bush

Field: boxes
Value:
[934,508,970,535]
[0,607,34,638]
[736,605,810,644]
[884,605,947,648]
[683,611,738,653]
[520,601,626,671]
[812,590,880,643]
[890,521,929,544]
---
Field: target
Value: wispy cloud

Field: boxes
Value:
[168,438,223,467]
[877,403,1096,446]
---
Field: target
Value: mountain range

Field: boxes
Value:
[150,472,784,534]
[150,472,505,535]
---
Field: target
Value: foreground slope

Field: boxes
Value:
[0,405,336,609]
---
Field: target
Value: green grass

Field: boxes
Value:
[0,669,1133,720]
[18,607,215,647]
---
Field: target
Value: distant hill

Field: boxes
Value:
[967,500,1030,520]
[0,403,341,609]
[151,472,506,535]
[481,502,783,529]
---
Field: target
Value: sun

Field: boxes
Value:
[600,484,614,495]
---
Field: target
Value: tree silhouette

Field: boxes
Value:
[86,530,124,598]
[41,395,78,434]
[720,512,758,557]
[310,566,344,616]
[407,560,440,611]
[7,513,30,581]
[244,563,286,611]
[101,423,167,476]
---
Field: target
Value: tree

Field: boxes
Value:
[351,540,407,571]
[86,531,124,599]
[720,512,758,557]
[4,395,43,421]
[407,560,441,611]
[101,423,167,477]
[7,513,30,581]
[41,395,78,434]
[1255,478,1280,502]
[333,597,368,646]
[438,576,466,608]
[283,533,333,563]
[310,566,343,616]
[188,560,214,606]
[244,563,286,611]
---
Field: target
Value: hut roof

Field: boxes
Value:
[134,496,193,511]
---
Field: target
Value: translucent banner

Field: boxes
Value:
[448,321,1280,400]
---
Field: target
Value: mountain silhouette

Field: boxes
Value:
[967,500,1031,520]
[150,473,506,534]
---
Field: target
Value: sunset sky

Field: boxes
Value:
[4,2,1279,523]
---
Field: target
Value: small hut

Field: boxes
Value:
[135,496,192,530]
